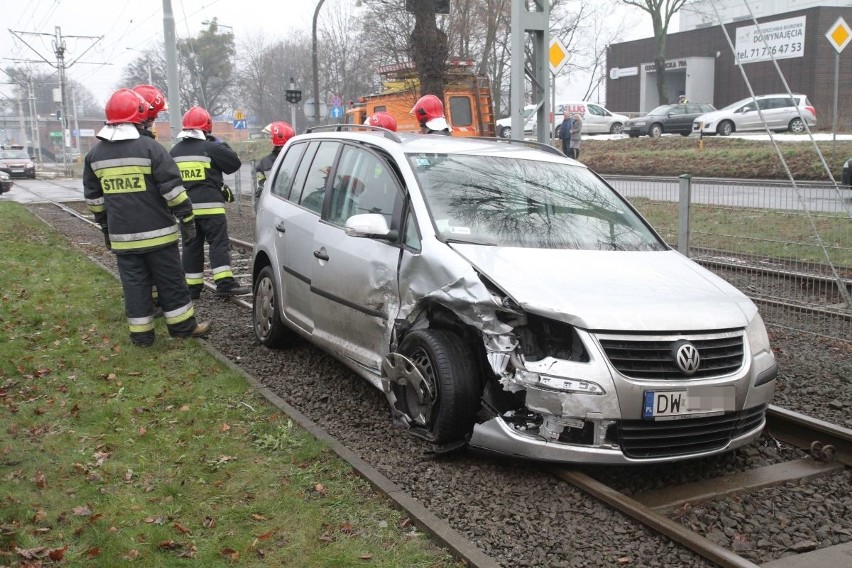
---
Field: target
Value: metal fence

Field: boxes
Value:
[604,174,852,342]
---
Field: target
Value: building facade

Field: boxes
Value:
[606,3,852,129]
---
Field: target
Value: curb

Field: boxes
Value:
[203,344,501,568]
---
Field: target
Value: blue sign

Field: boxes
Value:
[330,105,344,119]
[233,119,247,129]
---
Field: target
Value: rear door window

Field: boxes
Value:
[327,145,403,228]
[271,143,307,199]
[294,141,341,215]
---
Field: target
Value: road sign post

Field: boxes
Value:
[549,37,569,138]
[825,17,850,154]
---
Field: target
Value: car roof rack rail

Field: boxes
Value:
[305,124,402,143]
[473,136,566,157]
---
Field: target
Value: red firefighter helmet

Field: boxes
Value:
[182,106,213,132]
[365,111,397,132]
[269,121,295,146]
[132,84,167,121]
[104,88,149,125]
[410,94,449,131]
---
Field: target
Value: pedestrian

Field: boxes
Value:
[254,121,295,201]
[569,112,583,160]
[558,109,573,156]
[410,94,451,135]
[365,111,397,131]
[82,88,210,346]
[170,106,249,299]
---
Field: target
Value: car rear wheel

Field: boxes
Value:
[788,118,805,133]
[499,126,511,139]
[717,121,734,136]
[252,265,298,348]
[610,123,623,135]
[649,124,663,138]
[397,329,480,444]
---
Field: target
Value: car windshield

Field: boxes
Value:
[0,150,29,160]
[407,153,666,251]
[648,105,673,116]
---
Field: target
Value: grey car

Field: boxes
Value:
[251,128,777,464]
[693,94,816,136]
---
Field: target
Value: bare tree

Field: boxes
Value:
[620,0,688,105]
[176,18,236,115]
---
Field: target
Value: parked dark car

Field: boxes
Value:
[0,149,36,178]
[623,103,716,138]
[843,158,851,188]
[0,171,11,193]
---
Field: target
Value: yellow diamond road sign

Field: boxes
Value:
[549,37,568,75]
[826,17,851,53]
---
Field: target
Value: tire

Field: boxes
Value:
[397,329,481,444]
[717,121,734,136]
[788,118,805,133]
[649,124,663,138]
[499,126,511,139]
[610,123,624,135]
[252,265,297,348]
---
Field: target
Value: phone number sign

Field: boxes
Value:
[735,16,806,64]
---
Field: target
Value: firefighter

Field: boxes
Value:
[132,84,167,136]
[82,88,210,346]
[132,84,168,310]
[254,121,295,200]
[365,111,397,131]
[170,106,249,298]
[410,94,451,135]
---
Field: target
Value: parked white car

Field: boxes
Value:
[497,102,628,138]
[251,127,778,464]
[693,94,816,136]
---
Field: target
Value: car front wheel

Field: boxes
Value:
[717,121,734,136]
[397,329,480,444]
[252,265,297,348]
[649,124,663,138]
[788,118,805,133]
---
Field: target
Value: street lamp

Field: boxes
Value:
[312,0,327,126]
[126,47,153,85]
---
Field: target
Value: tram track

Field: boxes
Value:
[18,190,852,568]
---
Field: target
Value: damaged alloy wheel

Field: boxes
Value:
[395,329,481,445]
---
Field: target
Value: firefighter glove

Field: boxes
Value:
[180,221,197,245]
[221,184,235,203]
[100,225,111,250]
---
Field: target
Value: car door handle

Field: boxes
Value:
[313,249,329,261]
[275,221,286,233]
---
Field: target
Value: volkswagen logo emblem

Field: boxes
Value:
[675,342,700,375]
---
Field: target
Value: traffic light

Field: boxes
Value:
[53,110,62,120]
[285,89,302,104]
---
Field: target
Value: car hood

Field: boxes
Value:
[448,244,755,331]
[694,109,727,123]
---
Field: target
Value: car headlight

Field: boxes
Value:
[0,171,9,180]
[746,313,771,356]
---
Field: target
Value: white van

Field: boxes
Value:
[497,102,628,138]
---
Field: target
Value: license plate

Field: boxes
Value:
[11,169,23,173]
[642,386,735,420]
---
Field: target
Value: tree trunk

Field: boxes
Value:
[410,0,448,100]
[652,13,668,105]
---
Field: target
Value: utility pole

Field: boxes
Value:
[27,79,42,163]
[163,0,182,140]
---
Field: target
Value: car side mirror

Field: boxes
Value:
[345,213,397,241]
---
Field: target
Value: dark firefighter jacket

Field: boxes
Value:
[254,146,282,195]
[83,123,193,255]
[170,133,242,217]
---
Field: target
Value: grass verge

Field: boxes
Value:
[0,202,459,567]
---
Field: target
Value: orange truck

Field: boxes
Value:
[344,59,495,137]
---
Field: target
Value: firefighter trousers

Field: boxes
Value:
[116,244,198,345]
[182,214,238,296]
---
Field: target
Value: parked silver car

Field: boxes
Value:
[693,94,816,136]
[252,128,777,464]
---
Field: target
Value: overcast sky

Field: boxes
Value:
[2,0,656,109]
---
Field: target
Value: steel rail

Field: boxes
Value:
[766,404,852,466]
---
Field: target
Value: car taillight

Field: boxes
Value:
[806,105,816,117]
